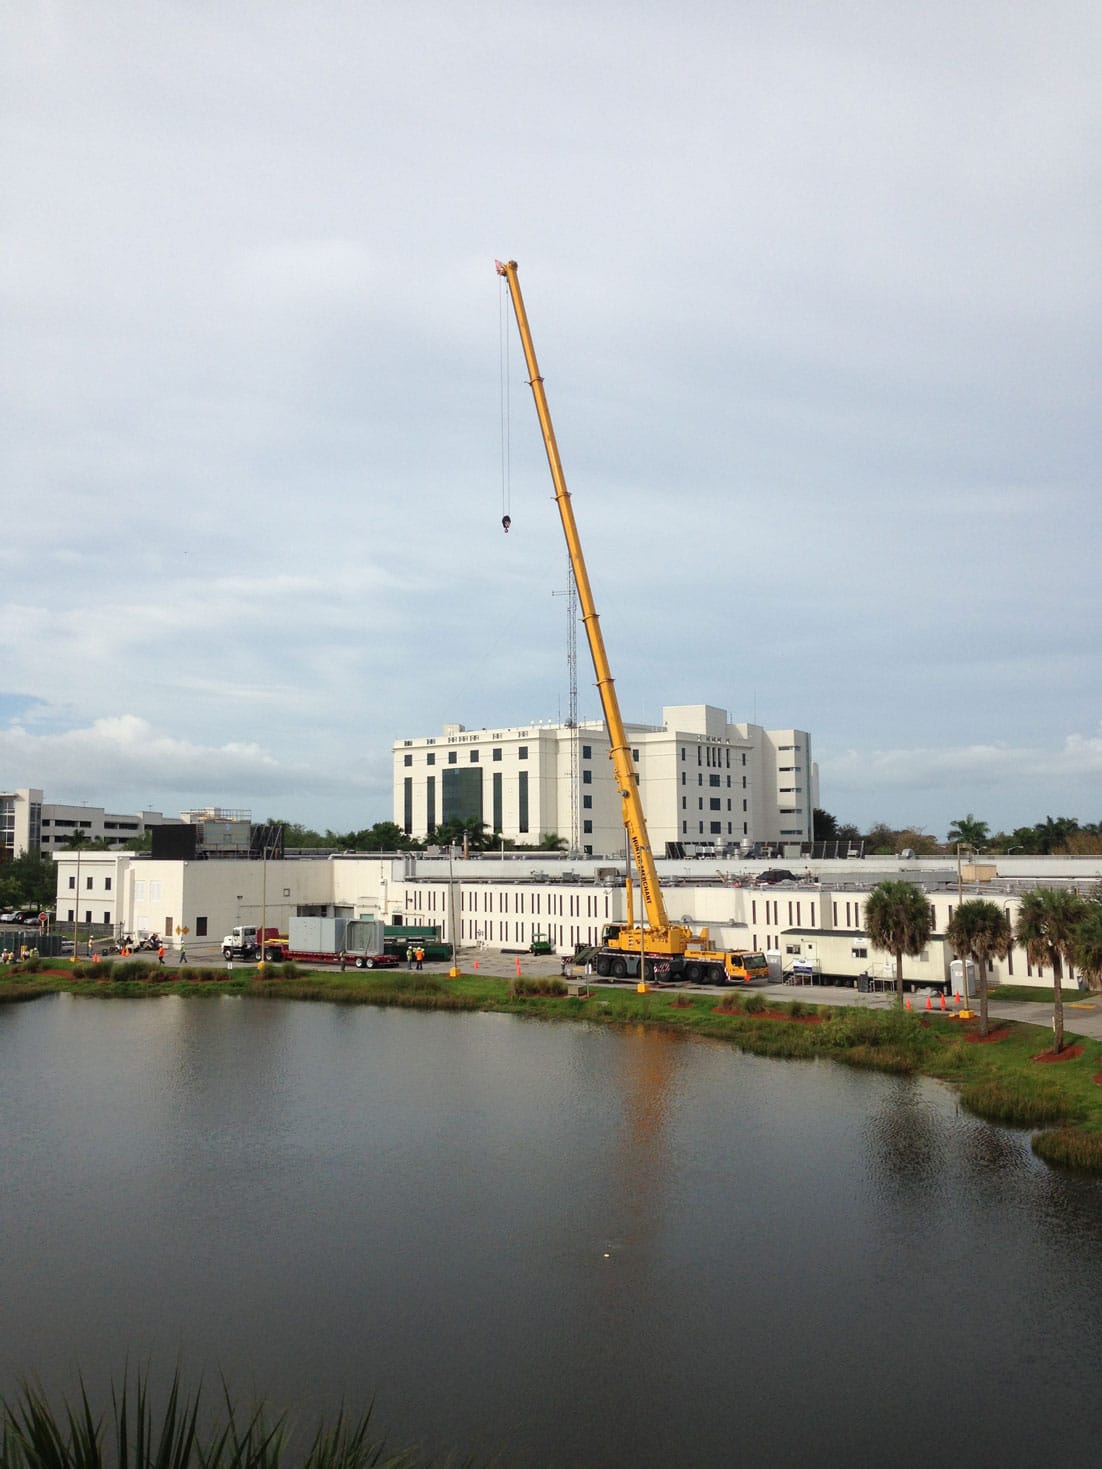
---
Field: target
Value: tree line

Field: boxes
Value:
[814,809,1102,857]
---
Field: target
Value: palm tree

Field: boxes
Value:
[1072,907,1102,993]
[946,814,989,850]
[1014,886,1089,1053]
[945,898,1013,1037]
[863,880,934,1005]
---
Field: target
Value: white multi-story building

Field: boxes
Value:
[1,788,182,860]
[393,705,817,856]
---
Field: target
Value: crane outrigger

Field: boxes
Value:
[495,259,768,986]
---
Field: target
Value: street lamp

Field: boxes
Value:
[71,844,82,962]
[447,844,460,978]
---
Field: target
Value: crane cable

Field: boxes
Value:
[499,280,511,532]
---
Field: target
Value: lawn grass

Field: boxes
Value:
[6,962,1102,1173]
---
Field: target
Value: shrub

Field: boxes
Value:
[743,991,766,1014]
[512,975,567,997]
[110,960,147,983]
[0,1369,440,1469]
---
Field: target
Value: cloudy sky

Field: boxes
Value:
[2,1,1099,840]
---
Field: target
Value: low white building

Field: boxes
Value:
[53,848,1101,993]
[393,705,816,856]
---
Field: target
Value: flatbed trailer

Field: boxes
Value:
[287,948,398,969]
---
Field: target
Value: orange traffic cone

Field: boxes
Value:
[939,993,947,1011]
[904,997,911,1011]
[925,995,932,1011]
[472,960,479,971]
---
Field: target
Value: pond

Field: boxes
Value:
[1,994,1100,1466]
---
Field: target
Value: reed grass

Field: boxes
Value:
[1031,1127,1102,1171]
[959,1077,1078,1128]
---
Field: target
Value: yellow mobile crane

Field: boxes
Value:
[496,260,768,987]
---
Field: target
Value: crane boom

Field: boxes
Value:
[496,258,687,955]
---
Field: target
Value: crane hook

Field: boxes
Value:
[502,514,511,533]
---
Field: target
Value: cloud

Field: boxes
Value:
[0,713,379,817]
[825,726,1102,787]
[2,1,1098,835]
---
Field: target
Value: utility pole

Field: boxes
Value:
[553,554,580,856]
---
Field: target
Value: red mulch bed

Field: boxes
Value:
[1094,1073,1102,1087]
[667,998,696,1009]
[1032,1044,1084,1063]
[965,1025,1012,1044]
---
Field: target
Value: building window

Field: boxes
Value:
[403,754,412,766]
[582,745,592,759]
[86,875,93,890]
[518,746,528,760]
[196,917,208,937]
[583,795,592,809]
[426,776,436,831]
[68,875,76,890]
[582,770,592,784]
[105,877,112,891]
[709,774,720,787]
[493,747,502,761]
[583,819,592,833]
[709,799,720,811]
[518,771,529,832]
[470,750,479,762]
[427,753,435,766]
[448,751,457,764]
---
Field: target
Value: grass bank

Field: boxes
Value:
[5,961,1102,1173]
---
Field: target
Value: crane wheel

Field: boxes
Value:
[685,963,701,983]
[611,958,627,979]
